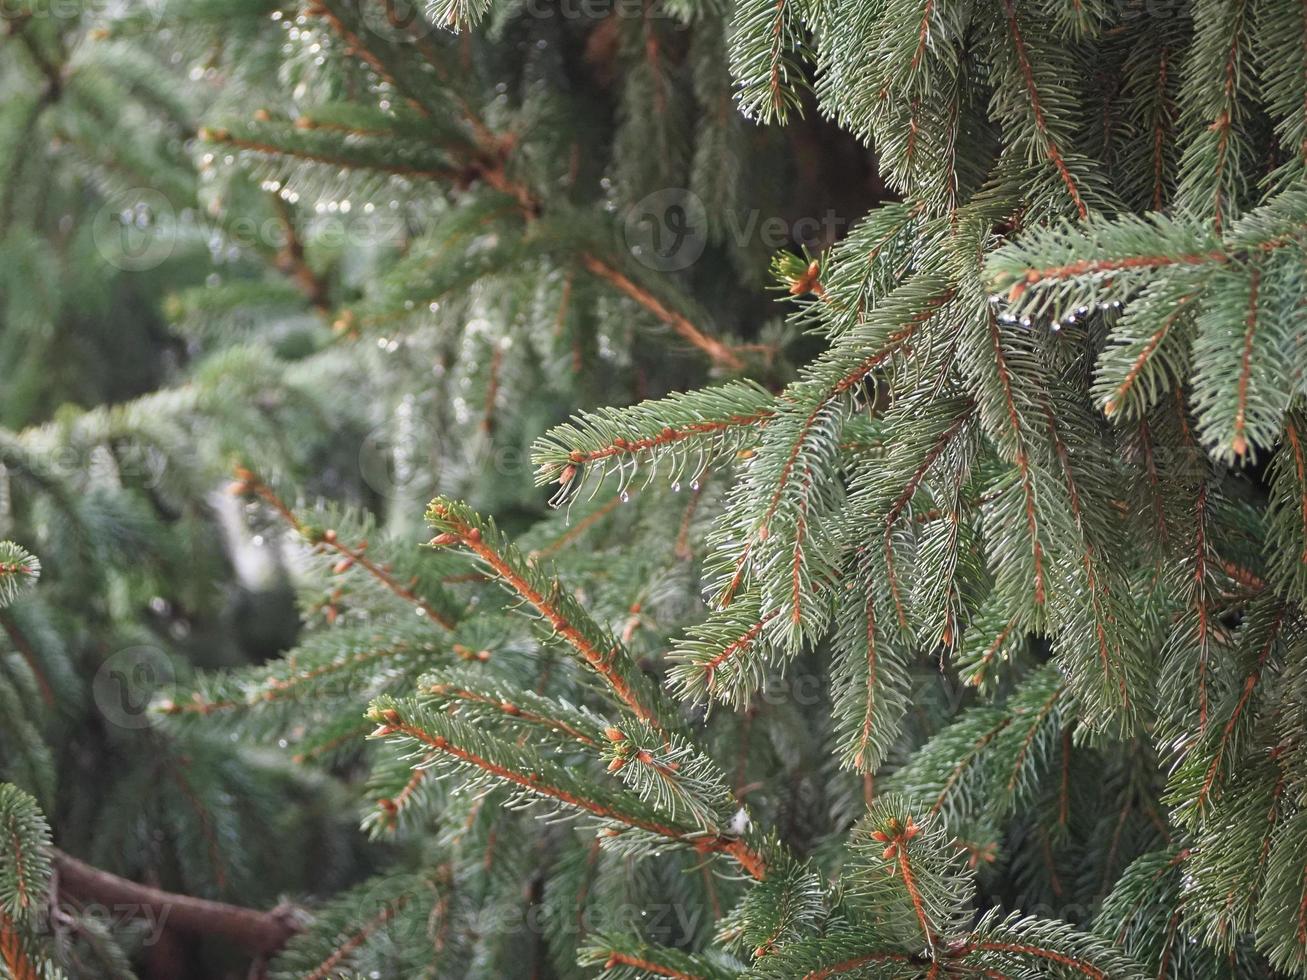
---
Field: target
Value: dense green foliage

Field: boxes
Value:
[0,0,1304,978]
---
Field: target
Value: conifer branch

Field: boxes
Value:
[579,254,746,371]
[308,1,434,119]
[234,468,458,630]
[599,952,697,979]
[668,604,777,708]
[534,382,774,502]
[308,2,743,368]
[0,544,39,609]
[300,894,409,980]
[367,704,766,879]
[198,128,461,182]
[0,912,39,980]
[427,499,671,731]
[958,939,1108,978]
[581,935,737,980]
[996,0,1088,218]
[271,193,331,314]
[421,670,606,748]
[1194,603,1285,812]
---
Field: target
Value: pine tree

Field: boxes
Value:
[1,0,1305,978]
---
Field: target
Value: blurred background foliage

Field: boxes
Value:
[0,2,878,975]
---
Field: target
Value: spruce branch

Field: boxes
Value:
[159,618,445,720]
[580,934,739,979]
[366,701,767,879]
[602,726,739,832]
[726,277,955,648]
[667,594,778,709]
[426,497,673,732]
[198,125,464,183]
[0,544,39,609]
[1255,0,1307,193]
[743,935,915,979]
[1190,255,1297,463]
[301,1,750,370]
[1267,408,1307,601]
[718,851,823,960]
[1174,0,1253,232]
[532,381,775,504]
[988,0,1093,219]
[958,910,1140,978]
[844,795,972,956]
[886,668,1070,824]
[1167,597,1291,826]
[420,668,609,748]
[1092,281,1198,421]
[829,573,911,775]
[727,0,809,125]
[1184,755,1286,953]
[427,0,492,32]
[268,872,436,980]
[234,467,459,629]
[0,786,51,929]
[578,254,748,372]
[270,193,331,314]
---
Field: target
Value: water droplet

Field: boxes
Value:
[690,480,700,491]
[620,491,630,503]
[671,482,681,492]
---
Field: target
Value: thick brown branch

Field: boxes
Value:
[53,850,300,955]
